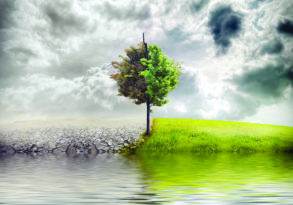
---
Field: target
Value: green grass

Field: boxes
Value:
[137,118,293,153]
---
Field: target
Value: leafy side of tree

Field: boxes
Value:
[112,42,180,135]
[140,45,180,106]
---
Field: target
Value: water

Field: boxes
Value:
[0,153,293,204]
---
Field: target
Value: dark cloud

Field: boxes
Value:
[44,2,91,37]
[233,62,292,100]
[284,66,293,86]
[100,2,151,21]
[261,39,284,55]
[190,0,209,13]
[277,19,293,36]
[228,61,293,120]
[208,5,242,53]
[0,0,15,29]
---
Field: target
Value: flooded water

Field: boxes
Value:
[0,153,293,204]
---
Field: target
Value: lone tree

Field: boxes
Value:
[111,34,180,135]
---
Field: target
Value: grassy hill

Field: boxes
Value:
[137,118,293,153]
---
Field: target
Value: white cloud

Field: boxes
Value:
[0,65,143,121]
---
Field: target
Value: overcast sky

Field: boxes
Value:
[0,0,292,125]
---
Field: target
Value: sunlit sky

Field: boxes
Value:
[0,0,292,125]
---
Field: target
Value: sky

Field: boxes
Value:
[0,0,292,126]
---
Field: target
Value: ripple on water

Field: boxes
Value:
[0,153,293,204]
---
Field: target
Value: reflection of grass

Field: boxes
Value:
[132,153,293,194]
[137,119,293,153]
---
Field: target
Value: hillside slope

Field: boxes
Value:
[137,118,293,153]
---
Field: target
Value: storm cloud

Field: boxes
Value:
[0,0,15,29]
[261,39,284,55]
[277,19,293,36]
[208,5,242,53]
[233,62,292,100]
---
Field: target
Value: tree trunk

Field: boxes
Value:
[146,100,151,136]
[143,32,150,136]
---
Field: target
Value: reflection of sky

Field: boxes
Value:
[0,0,292,125]
[0,155,164,204]
[1,154,293,204]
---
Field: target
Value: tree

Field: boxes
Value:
[111,34,180,135]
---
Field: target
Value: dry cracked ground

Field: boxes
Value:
[0,118,145,157]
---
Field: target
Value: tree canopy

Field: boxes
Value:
[112,43,180,107]
[140,44,180,106]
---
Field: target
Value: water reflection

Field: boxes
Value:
[0,154,164,204]
[132,153,293,204]
[0,153,292,204]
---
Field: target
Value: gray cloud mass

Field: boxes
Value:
[233,62,292,101]
[208,5,242,53]
[277,19,293,36]
[261,39,284,55]
[44,2,92,38]
[0,0,15,29]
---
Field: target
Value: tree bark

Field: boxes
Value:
[146,99,151,136]
[143,33,151,136]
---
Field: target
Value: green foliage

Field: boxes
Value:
[112,43,180,107]
[112,43,147,104]
[140,45,180,106]
[137,118,293,153]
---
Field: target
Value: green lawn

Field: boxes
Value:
[136,118,293,153]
